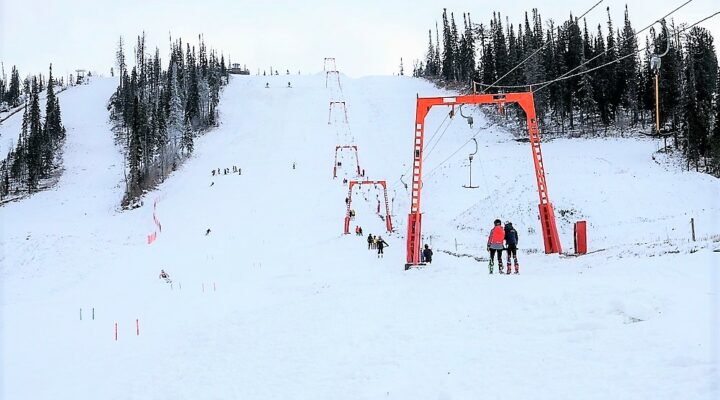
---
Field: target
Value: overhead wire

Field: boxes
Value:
[418,8,720,184]
[534,0,698,92]
[481,0,605,93]
[391,110,452,189]
[473,0,697,92]
[535,9,720,93]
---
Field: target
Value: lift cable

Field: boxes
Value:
[481,0,605,93]
[473,0,697,92]
[416,9,719,185]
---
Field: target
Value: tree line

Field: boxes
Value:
[0,64,66,199]
[413,7,720,176]
[108,34,228,207]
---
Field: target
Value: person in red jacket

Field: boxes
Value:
[487,219,505,274]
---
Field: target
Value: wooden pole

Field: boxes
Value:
[691,218,696,242]
[655,74,660,132]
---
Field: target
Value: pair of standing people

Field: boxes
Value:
[487,219,520,274]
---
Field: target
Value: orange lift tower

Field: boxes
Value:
[333,145,361,178]
[323,57,337,71]
[344,180,393,234]
[405,92,562,269]
[328,101,349,124]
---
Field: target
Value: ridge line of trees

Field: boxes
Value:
[108,33,229,207]
[1,64,66,200]
[413,7,719,175]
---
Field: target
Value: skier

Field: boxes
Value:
[486,219,505,274]
[358,226,363,236]
[422,244,433,264]
[355,225,360,236]
[212,170,216,176]
[504,222,520,274]
[287,82,292,88]
[265,82,269,88]
[159,269,172,283]
[205,228,211,236]
[377,236,389,258]
[367,233,373,250]
[292,162,296,170]
[372,235,378,249]
[210,182,214,187]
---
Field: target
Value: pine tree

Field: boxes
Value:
[592,24,611,125]
[117,36,126,90]
[6,66,21,106]
[181,117,194,154]
[26,78,42,191]
[683,26,718,169]
[711,68,720,175]
[564,14,584,129]
[492,13,509,83]
[128,96,143,191]
[43,64,59,172]
[425,29,437,76]
[450,12,460,80]
[435,22,442,77]
[441,9,454,81]
[603,7,620,119]
[656,20,683,138]
[464,13,476,81]
[478,23,495,88]
[507,22,523,86]
[618,5,640,125]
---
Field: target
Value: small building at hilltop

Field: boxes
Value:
[229,63,249,75]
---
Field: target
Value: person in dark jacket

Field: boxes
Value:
[367,233,373,250]
[377,236,389,258]
[504,222,519,274]
[422,244,433,264]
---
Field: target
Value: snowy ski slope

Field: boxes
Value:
[1,73,718,399]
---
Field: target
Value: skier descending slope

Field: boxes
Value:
[504,222,520,274]
[486,219,505,274]
[158,269,172,283]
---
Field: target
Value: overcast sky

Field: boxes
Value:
[1,0,718,80]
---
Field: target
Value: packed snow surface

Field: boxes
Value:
[1,73,718,399]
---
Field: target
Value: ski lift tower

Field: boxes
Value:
[75,70,86,85]
[404,91,562,269]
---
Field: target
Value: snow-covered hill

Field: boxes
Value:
[1,73,718,399]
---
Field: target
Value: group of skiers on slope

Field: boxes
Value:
[265,82,293,88]
[354,225,364,236]
[212,166,242,176]
[366,233,389,258]
[487,219,520,274]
